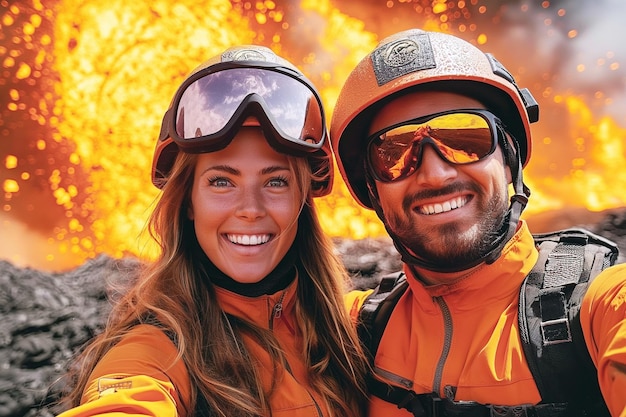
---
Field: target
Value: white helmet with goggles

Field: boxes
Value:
[152,45,333,197]
[330,29,540,272]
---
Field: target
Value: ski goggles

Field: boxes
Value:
[366,109,502,182]
[158,62,326,156]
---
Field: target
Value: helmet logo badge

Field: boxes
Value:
[370,34,436,86]
[222,48,273,63]
[384,40,419,67]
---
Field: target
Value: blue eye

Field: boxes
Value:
[268,176,289,187]
[208,176,232,187]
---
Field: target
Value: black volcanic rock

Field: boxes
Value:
[1,209,626,417]
[0,256,141,417]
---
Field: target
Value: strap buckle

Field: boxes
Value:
[539,291,572,345]
[540,317,572,345]
[490,404,535,417]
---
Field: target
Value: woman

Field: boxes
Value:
[58,45,369,417]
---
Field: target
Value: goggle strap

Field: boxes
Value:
[159,108,172,142]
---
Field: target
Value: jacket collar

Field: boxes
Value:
[214,277,298,329]
[404,221,539,310]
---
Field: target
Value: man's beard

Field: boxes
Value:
[386,182,509,271]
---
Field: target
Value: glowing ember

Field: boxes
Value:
[1,0,625,271]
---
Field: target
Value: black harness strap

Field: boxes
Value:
[368,375,571,417]
[518,229,617,416]
[357,271,408,363]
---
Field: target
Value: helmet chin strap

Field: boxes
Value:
[365,132,530,274]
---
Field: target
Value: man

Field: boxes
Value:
[330,28,626,416]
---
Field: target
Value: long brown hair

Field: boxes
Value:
[61,150,369,417]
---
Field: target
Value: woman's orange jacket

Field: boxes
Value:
[346,221,626,417]
[57,279,330,417]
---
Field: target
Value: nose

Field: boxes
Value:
[413,143,457,186]
[235,187,267,220]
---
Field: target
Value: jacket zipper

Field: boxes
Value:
[433,296,453,395]
[269,290,286,330]
[270,292,322,417]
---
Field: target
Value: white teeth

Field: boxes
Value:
[420,196,467,215]
[227,234,271,245]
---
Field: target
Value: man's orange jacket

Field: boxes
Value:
[346,221,626,416]
[57,279,331,417]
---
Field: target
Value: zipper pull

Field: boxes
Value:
[272,302,283,319]
[269,291,286,330]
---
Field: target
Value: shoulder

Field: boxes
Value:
[99,324,180,364]
[96,323,188,378]
[581,263,626,352]
[580,264,626,416]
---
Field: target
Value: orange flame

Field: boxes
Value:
[1,0,625,271]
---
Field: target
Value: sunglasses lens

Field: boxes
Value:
[368,112,496,182]
[174,68,323,148]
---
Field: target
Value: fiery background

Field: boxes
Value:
[1,0,625,271]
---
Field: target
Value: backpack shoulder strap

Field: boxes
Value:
[518,227,618,413]
[357,271,427,412]
[357,271,408,362]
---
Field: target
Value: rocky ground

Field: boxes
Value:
[2,209,626,417]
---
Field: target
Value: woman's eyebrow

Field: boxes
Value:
[261,165,291,175]
[200,165,290,176]
[200,165,240,176]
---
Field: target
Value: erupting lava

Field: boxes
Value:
[1,0,625,270]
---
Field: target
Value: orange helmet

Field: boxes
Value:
[152,45,333,197]
[330,29,539,208]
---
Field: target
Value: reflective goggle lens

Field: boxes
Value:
[367,110,499,182]
[173,67,324,150]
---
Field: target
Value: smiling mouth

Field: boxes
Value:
[226,234,272,246]
[418,196,470,215]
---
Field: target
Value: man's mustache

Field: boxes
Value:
[402,182,481,213]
